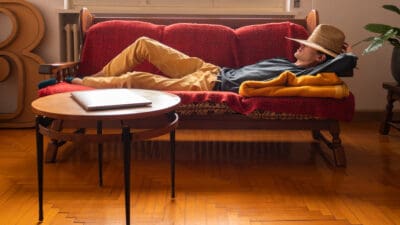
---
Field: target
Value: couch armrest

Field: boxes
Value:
[39,62,80,81]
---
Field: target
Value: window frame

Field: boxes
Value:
[69,0,294,15]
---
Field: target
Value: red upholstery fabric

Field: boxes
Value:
[38,83,354,121]
[79,20,301,75]
[170,91,354,121]
[163,23,237,68]
[39,20,355,121]
[235,22,308,66]
[79,20,164,76]
[38,82,93,97]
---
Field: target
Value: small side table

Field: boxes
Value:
[31,89,180,225]
[380,82,400,134]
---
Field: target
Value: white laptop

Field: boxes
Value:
[71,89,152,111]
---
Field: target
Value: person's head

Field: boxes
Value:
[287,24,345,68]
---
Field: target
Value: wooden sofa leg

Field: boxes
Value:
[45,141,61,163]
[45,128,86,163]
[329,129,346,167]
[45,119,86,163]
[311,123,346,167]
[311,130,321,140]
[45,120,64,163]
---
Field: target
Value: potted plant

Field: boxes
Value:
[354,4,400,83]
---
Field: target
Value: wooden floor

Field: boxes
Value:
[0,121,399,225]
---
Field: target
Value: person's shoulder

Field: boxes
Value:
[324,53,358,72]
[336,53,358,60]
[256,58,292,64]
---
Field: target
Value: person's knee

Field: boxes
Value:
[135,36,158,50]
[136,36,153,44]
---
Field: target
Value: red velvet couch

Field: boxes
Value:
[38,8,354,166]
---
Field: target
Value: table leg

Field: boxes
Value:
[122,125,131,225]
[35,116,44,221]
[97,121,103,186]
[380,90,395,135]
[170,130,175,198]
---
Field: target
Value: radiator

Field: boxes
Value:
[64,23,80,62]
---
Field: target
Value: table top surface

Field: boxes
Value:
[31,89,181,121]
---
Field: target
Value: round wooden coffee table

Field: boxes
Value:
[31,89,180,225]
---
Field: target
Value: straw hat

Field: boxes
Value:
[286,24,345,57]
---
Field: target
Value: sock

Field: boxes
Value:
[65,76,74,83]
[37,76,75,89]
[38,78,57,89]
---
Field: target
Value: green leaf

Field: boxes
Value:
[383,4,400,15]
[382,29,398,41]
[362,29,399,54]
[363,37,385,54]
[356,4,400,54]
[364,24,393,34]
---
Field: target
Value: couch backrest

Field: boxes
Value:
[163,23,238,69]
[235,22,308,67]
[78,20,308,76]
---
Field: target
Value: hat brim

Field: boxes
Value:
[286,37,338,57]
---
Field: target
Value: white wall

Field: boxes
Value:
[26,0,400,112]
[28,0,63,62]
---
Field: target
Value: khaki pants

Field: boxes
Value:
[82,37,220,91]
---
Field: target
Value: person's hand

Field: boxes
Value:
[342,42,352,53]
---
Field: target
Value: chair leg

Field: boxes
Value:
[380,90,395,135]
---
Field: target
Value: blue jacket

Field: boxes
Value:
[217,53,358,92]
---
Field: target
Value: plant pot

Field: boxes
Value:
[391,46,400,84]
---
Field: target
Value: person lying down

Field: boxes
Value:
[42,24,358,98]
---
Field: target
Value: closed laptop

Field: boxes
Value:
[71,89,152,111]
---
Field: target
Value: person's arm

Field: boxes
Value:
[303,53,358,76]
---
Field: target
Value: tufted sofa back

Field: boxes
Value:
[77,20,308,76]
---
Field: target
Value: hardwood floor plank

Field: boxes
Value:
[0,122,399,224]
[250,220,353,225]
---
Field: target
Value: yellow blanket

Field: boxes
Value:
[238,71,349,99]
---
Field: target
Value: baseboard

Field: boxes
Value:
[352,110,400,122]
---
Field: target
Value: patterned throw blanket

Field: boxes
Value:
[239,71,349,99]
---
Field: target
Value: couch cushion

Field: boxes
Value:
[38,82,354,121]
[38,82,93,97]
[78,20,164,76]
[171,90,354,121]
[235,22,308,67]
[163,23,237,68]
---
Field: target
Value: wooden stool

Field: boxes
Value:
[380,82,400,134]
